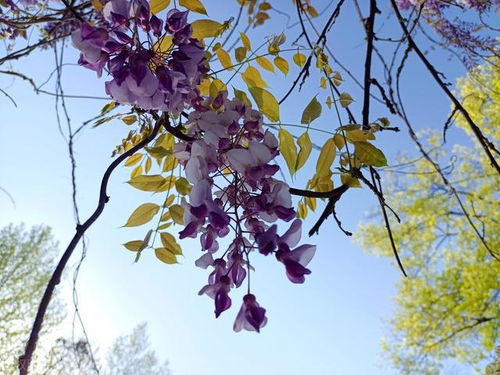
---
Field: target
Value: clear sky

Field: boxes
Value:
[0,1,473,374]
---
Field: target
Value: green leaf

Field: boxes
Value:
[301,96,322,124]
[179,0,206,14]
[316,138,336,177]
[191,19,222,39]
[295,132,312,171]
[354,142,388,167]
[249,87,279,122]
[124,203,160,227]
[278,129,297,175]
[149,0,171,14]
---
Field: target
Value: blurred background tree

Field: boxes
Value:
[0,224,169,374]
[355,62,500,374]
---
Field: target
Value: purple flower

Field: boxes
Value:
[276,244,316,284]
[233,294,267,333]
[199,262,232,318]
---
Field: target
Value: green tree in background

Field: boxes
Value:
[105,324,170,375]
[356,63,500,373]
[39,324,170,375]
[0,224,169,374]
[485,347,500,375]
[0,224,64,374]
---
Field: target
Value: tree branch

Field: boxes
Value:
[390,0,500,175]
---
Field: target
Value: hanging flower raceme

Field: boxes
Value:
[174,93,316,332]
[71,2,207,113]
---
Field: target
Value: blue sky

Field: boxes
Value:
[0,1,475,374]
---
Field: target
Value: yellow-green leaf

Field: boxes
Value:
[278,129,297,175]
[169,204,184,225]
[155,248,178,264]
[175,177,191,195]
[341,173,361,188]
[235,47,247,63]
[241,66,268,88]
[256,56,275,72]
[297,201,308,219]
[333,133,346,149]
[209,78,227,98]
[345,129,375,143]
[131,165,142,178]
[163,194,175,207]
[240,32,251,50]
[128,174,167,192]
[249,87,279,122]
[233,87,252,107]
[124,203,160,227]
[332,71,343,86]
[100,101,116,115]
[320,77,327,89]
[162,154,178,172]
[295,132,312,171]
[259,1,271,10]
[339,92,353,108]
[293,52,306,67]
[153,35,173,53]
[305,196,316,211]
[301,96,322,124]
[160,232,183,255]
[316,138,336,177]
[354,142,387,167]
[191,19,222,39]
[179,0,206,14]
[274,56,289,75]
[149,0,171,14]
[325,96,333,108]
[144,157,152,173]
[124,231,152,257]
[122,115,137,125]
[124,153,143,167]
[123,240,145,252]
[157,222,172,230]
[216,48,233,70]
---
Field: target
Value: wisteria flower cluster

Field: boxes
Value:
[174,93,316,332]
[71,2,207,113]
[395,0,498,67]
[395,0,495,11]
